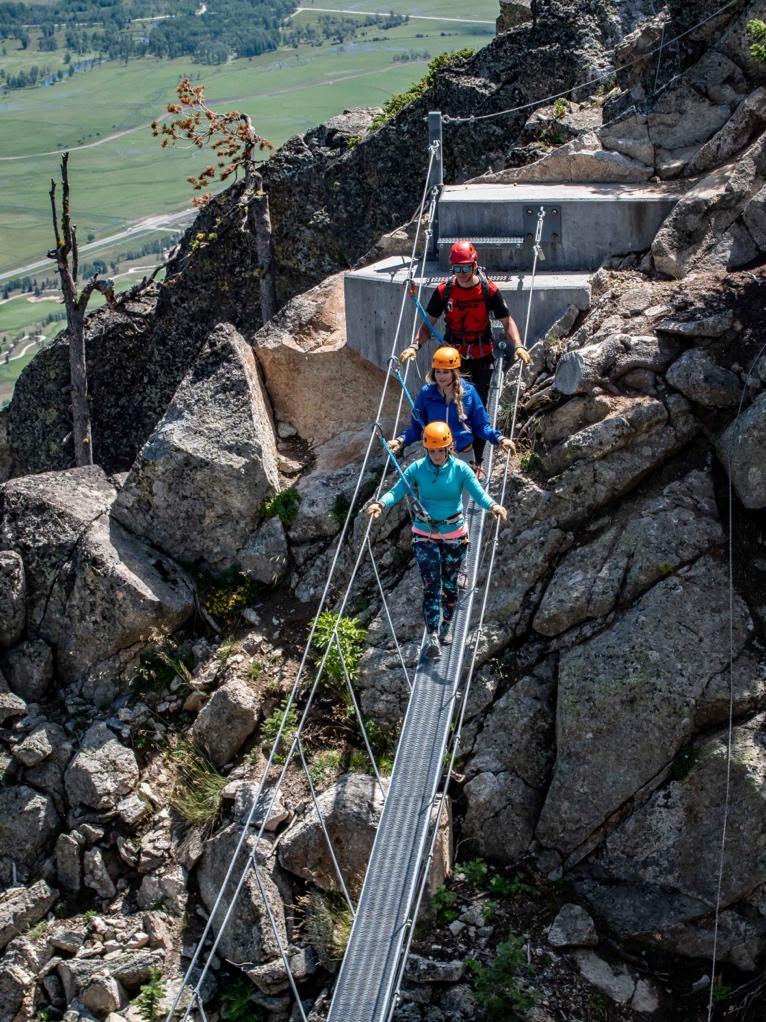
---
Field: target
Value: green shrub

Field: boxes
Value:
[519,450,543,473]
[371,48,475,129]
[261,699,299,765]
[133,966,166,1022]
[467,933,539,1020]
[168,739,227,828]
[196,569,262,629]
[482,899,498,922]
[312,611,367,698]
[220,975,265,1020]
[431,885,459,923]
[309,748,344,786]
[489,872,536,899]
[552,96,569,119]
[460,857,489,887]
[263,486,300,528]
[26,919,48,940]
[749,19,766,62]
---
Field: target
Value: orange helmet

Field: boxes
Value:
[432,346,461,370]
[423,422,453,450]
[449,240,477,265]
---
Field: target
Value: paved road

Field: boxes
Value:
[292,6,494,23]
[0,208,193,285]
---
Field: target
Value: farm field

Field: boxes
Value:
[0,0,499,403]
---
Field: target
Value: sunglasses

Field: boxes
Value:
[452,264,473,273]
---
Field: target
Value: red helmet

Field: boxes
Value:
[449,240,477,265]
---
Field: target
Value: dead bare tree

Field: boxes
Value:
[47,152,115,467]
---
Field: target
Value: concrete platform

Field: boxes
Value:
[344,257,591,372]
[437,182,683,271]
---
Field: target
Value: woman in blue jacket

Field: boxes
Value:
[366,421,507,659]
[389,346,514,480]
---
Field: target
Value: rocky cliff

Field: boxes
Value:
[1,2,766,1021]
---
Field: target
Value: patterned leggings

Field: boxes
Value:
[413,538,468,633]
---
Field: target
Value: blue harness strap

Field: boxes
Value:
[373,423,430,523]
[387,357,425,429]
[407,280,445,345]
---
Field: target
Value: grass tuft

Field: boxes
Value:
[168,738,227,828]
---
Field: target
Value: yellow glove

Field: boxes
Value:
[388,438,404,455]
[365,501,383,520]
[399,345,418,364]
[514,346,532,366]
[490,504,508,522]
[498,437,516,453]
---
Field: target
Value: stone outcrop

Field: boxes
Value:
[536,555,752,860]
[576,713,766,967]
[652,132,766,277]
[1,465,195,685]
[253,272,399,447]
[64,723,139,811]
[191,677,263,768]
[0,552,24,649]
[197,825,290,965]
[278,774,385,897]
[463,663,555,861]
[0,881,57,952]
[0,786,59,886]
[716,391,766,508]
[113,323,279,571]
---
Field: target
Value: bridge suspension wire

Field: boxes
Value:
[443,0,739,126]
[167,141,441,1022]
[706,338,766,1022]
[366,535,413,693]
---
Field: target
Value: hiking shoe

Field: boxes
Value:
[425,632,441,659]
[438,622,453,646]
[471,462,485,482]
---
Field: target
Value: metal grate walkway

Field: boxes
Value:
[326,490,490,1022]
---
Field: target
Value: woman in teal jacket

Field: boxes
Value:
[366,421,507,659]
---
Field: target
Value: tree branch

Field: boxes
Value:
[60,152,72,258]
[77,276,115,314]
[48,180,62,257]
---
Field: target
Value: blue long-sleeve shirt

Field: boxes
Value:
[379,456,495,535]
[399,381,503,452]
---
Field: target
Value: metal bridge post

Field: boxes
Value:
[427,111,443,261]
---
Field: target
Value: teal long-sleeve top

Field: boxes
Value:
[379,455,495,534]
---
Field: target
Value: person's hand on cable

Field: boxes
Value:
[388,437,404,455]
[490,504,508,522]
[498,437,516,454]
[514,345,532,366]
[365,501,383,520]
[398,344,419,364]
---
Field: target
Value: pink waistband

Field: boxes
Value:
[412,524,468,541]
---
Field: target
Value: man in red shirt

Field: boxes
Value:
[399,240,531,470]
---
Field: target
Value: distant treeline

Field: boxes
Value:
[283,12,408,48]
[0,0,296,65]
